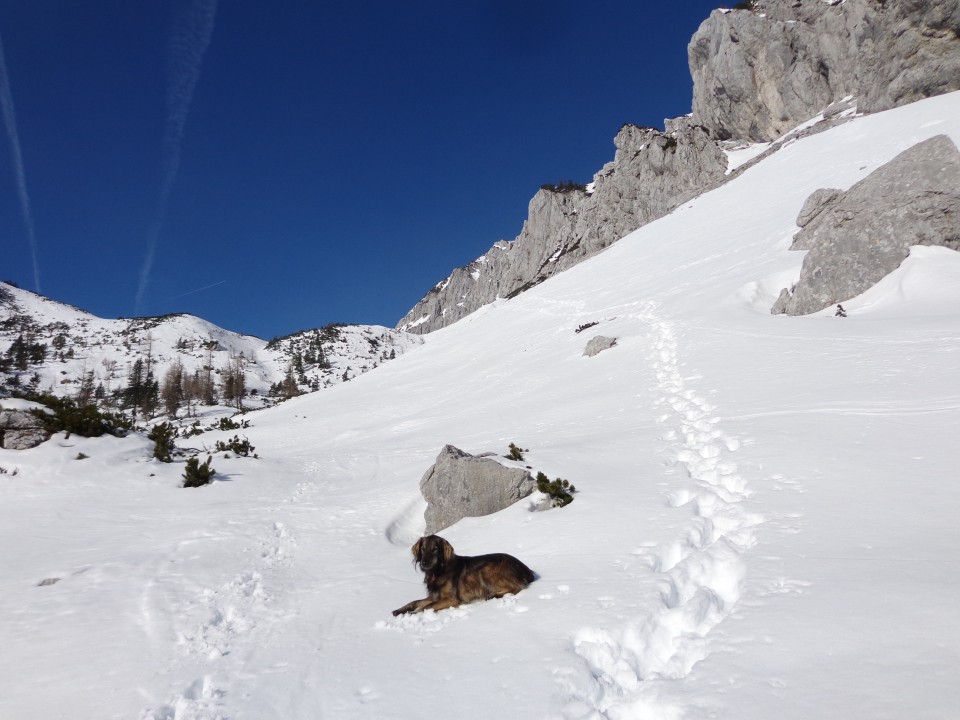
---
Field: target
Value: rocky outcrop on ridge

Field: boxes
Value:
[398,124,727,333]
[420,445,535,534]
[398,0,960,334]
[689,0,960,142]
[772,134,960,316]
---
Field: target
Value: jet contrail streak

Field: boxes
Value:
[0,30,41,292]
[135,0,218,314]
[156,279,227,305]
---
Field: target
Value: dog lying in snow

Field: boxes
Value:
[392,534,535,615]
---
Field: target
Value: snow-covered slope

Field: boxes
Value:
[0,284,421,414]
[2,92,959,720]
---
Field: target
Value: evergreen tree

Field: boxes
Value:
[279,365,300,399]
[76,370,96,407]
[123,358,145,419]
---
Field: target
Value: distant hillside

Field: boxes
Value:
[0,282,421,423]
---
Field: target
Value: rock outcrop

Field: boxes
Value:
[583,336,617,357]
[398,0,960,334]
[689,0,960,142]
[772,135,960,316]
[419,445,535,534]
[398,124,728,333]
[0,409,50,450]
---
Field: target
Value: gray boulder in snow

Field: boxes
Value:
[0,409,50,450]
[420,445,535,534]
[583,336,617,357]
[772,135,960,316]
[689,0,960,142]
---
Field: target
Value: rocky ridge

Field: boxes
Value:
[398,123,728,333]
[398,0,960,334]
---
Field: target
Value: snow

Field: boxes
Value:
[0,397,50,413]
[3,92,960,719]
[723,141,772,174]
[0,286,420,413]
[724,97,861,175]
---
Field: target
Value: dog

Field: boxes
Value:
[392,534,535,616]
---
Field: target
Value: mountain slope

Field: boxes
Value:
[0,283,421,415]
[1,93,959,720]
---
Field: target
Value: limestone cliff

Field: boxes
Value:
[397,124,727,333]
[398,0,960,334]
[689,0,960,142]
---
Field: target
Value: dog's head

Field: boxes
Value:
[411,534,454,574]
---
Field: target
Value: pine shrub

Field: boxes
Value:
[536,471,576,508]
[148,422,176,462]
[182,455,216,488]
[213,435,257,458]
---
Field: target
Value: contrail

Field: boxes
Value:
[0,29,41,292]
[155,279,227,305]
[135,0,218,313]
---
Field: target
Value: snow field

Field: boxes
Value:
[2,92,960,719]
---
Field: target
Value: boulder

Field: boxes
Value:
[583,336,617,357]
[795,188,843,234]
[0,409,50,450]
[773,135,960,316]
[419,445,535,534]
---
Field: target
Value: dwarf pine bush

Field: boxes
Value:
[536,471,576,507]
[148,422,176,462]
[507,442,526,461]
[214,435,257,458]
[182,455,216,488]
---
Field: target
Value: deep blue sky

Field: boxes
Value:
[1,0,722,339]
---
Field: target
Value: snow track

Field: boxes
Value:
[140,483,314,720]
[562,303,764,719]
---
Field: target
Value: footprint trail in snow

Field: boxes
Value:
[140,481,315,720]
[562,302,764,719]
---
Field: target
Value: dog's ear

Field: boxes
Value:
[439,536,454,566]
[411,537,425,561]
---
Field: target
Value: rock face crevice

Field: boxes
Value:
[772,134,960,316]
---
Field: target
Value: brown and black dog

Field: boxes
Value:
[392,534,536,615]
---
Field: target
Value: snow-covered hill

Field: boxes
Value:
[2,93,959,720]
[0,283,421,418]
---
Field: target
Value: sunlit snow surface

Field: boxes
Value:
[2,92,960,720]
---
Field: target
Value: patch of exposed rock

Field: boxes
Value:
[689,0,960,142]
[419,445,535,534]
[772,134,960,316]
[583,336,617,357]
[0,409,50,450]
[398,124,728,333]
